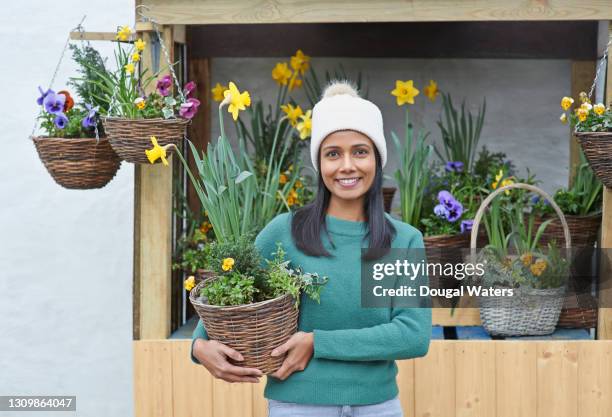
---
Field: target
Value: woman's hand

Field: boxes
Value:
[192,339,263,383]
[269,331,314,381]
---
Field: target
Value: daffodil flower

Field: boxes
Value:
[184,275,196,291]
[391,80,419,106]
[296,110,312,140]
[288,75,302,91]
[290,50,310,75]
[222,82,251,121]
[423,80,439,102]
[560,96,574,111]
[211,83,228,102]
[116,25,133,41]
[134,38,146,51]
[281,103,303,127]
[145,136,172,166]
[131,52,141,62]
[221,257,235,271]
[594,103,606,115]
[124,63,135,75]
[272,62,292,86]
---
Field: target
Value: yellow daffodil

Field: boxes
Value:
[272,62,292,86]
[288,75,302,91]
[134,38,146,51]
[530,259,547,277]
[491,169,504,189]
[116,25,133,41]
[560,113,568,124]
[223,81,251,121]
[423,80,439,102]
[579,91,590,104]
[594,103,606,115]
[124,63,135,75]
[211,82,228,102]
[520,252,533,267]
[184,275,196,291]
[279,174,288,185]
[295,179,303,188]
[296,110,312,140]
[131,52,141,62]
[221,257,235,271]
[281,103,303,127]
[145,136,171,166]
[391,80,419,106]
[134,97,146,110]
[576,107,589,122]
[560,96,574,111]
[290,49,310,75]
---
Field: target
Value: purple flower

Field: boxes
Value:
[82,103,98,129]
[179,98,200,119]
[460,219,473,233]
[183,81,196,98]
[36,86,52,105]
[156,75,172,97]
[444,161,464,173]
[54,113,68,129]
[434,204,449,218]
[43,91,65,114]
[445,200,463,222]
[437,190,456,209]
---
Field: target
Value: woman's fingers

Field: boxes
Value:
[224,363,263,377]
[216,342,244,361]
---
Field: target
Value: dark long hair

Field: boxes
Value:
[291,146,396,260]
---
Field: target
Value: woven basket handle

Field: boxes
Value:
[469,182,571,250]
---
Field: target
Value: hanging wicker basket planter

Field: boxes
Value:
[33,136,120,189]
[189,277,299,374]
[470,183,570,336]
[102,117,189,164]
[575,131,612,188]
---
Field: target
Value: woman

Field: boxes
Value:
[191,81,431,417]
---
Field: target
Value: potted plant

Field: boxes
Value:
[81,25,200,164]
[471,183,570,336]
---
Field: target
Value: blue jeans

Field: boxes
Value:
[267,395,403,417]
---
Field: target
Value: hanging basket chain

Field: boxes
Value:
[29,15,87,140]
[587,39,612,101]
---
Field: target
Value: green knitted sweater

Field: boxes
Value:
[191,212,431,405]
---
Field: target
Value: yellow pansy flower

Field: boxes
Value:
[295,179,303,188]
[134,97,146,110]
[116,25,133,41]
[391,80,419,106]
[223,81,251,121]
[272,62,292,86]
[199,221,212,234]
[184,275,196,291]
[131,52,141,62]
[281,103,303,127]
[579,91,590,104]
[520,252,533,267]
[211,82,228,102]
[576,107,589,122]
[134,38,146,51]
[594,103,606,115]
[560,96,574,111]
[145,136,171,166]
[530,259,547,277]
[124,63,135,75]
[296,110,312,140]
[423,80,439,102]
[286,195,296,206]
[560,113,568,124]
[290,49,310,75]
[222,257,235,271]
[279,174,288,185]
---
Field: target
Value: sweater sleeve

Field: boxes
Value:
[313,231,432,362]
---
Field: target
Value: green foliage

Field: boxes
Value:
[201,272,257,306]
[173,245,213,274]
[435,92,486,172]
[68,43,111,114]
[473,146,516,184]
[38,106,91,138]
[206,236,263,281]
[302,63,368,108]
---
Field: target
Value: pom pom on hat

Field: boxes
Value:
[310,80,387,171]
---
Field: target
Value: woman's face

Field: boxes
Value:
[319,130,376,202]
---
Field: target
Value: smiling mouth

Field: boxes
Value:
[335,177,362,187]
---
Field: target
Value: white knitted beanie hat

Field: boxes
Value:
[310,80,387,172]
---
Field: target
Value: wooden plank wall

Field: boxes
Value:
[134,339,612,417]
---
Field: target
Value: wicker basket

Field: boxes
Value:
[575,131,612,188]
[189,278,299,374]
[470,183,570,336]
[102,117,189,164]
[33,136,120,189]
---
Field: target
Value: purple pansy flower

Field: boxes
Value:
[54,113,69,129]
[156,75,172,97]
[43,91,65,114]
[434,204,449,218]
[82,103,99,129]
[37,86,52,105]
[445,200,463,222]
[183,81,196,98]
[444,161,464,173]
[437,190,456,209]
[460,219,473,233]
[179,98,201,119]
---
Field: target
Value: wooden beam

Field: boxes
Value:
[187,21,598,60]
[133,26,175,340]
[569,61,596,186]
[69,31,117,41]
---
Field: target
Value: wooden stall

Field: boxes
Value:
[108,1,612,416]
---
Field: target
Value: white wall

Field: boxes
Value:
[0,2,135,416]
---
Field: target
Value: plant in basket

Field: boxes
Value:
[80,24,200,164]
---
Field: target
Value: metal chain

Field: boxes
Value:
[588,39,612,101]
[30,16,87,139]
